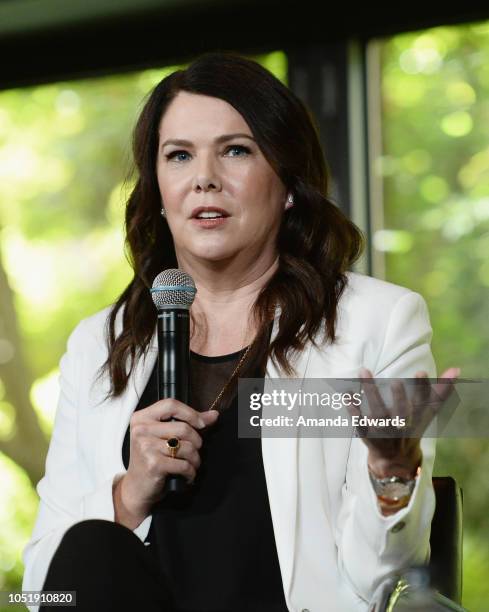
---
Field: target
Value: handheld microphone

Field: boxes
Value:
[150,268,197,496]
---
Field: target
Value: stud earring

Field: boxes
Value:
[161,208,166,217]
[285,193,294,210]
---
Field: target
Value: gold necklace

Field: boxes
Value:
[207,343,253,412]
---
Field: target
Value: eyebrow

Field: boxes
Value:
[160,133,256,148]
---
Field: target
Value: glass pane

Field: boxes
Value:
[373,22,489,609]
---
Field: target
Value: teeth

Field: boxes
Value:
[197,211,224,219]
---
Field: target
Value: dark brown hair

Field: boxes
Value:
[98,51,364,405]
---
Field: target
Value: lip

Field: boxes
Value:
[191,217,229,229]
[190,206,231,219]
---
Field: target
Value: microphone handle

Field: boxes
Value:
[156,308,191,504]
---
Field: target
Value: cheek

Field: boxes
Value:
[241,172,284,218]
[156,168,166,196]
[157,170,184,203]
[236,165,278,198]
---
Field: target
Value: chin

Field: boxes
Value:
[186,240,237,261]
[195,252,236,263]
[189,246,241,263]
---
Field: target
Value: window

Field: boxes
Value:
[370,21,489,608]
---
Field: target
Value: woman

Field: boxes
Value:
[22,52,458,611]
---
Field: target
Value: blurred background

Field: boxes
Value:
[0,1,488,610]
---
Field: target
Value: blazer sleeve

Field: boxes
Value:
[21,319,151,611]
[334,291,437,603]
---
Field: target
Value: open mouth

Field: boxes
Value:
[191,206,230,220]
[190,206,231,227]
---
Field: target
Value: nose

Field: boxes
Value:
[191,154,222,193]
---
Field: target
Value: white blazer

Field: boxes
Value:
[22,272,437,612]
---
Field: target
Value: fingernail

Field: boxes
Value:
[207,410,220,418]
[359,368,371,378]
[197,418,206,428]
[453,367,461,377]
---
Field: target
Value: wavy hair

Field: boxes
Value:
[98,51,364,403]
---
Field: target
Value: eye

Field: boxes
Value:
[165,150,191,162]
[225,144,251,157]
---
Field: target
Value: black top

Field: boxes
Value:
[121,344,288,612]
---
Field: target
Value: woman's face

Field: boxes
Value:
[156,91,287,266]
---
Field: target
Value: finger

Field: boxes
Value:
[411,372,431,410]
[131,419,204,449]
[411,369,459,436]
[139,421,203,449]
[161,456,197,484]
[410,373,432,434]
[346,402,369,439]
[359,368,373,379]
[137,399,219,430]
[390,380,422,438]
[159,420,204,450]
[358,368,387,418]
[136,398,200,424]
[145,439,198,483]
[160,439,201,469]
[432,368,460,403]
[391,380,409,420]
[442,367,461,379]
[405,371,441,437]
[350,372,372,438]
[345,401,361,420]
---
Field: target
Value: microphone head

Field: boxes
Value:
[151,269,197,310]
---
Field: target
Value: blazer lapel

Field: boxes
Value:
[94,319,158,481]
[261,310,313,605]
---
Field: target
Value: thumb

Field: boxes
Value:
[441,367,461,379]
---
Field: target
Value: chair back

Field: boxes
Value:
[430,476,463,604]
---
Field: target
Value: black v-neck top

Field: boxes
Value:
[121,343,288,612]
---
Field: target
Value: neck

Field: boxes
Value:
[178,249,279,298]
[177,254,279,355]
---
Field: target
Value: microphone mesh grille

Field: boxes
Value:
[151,269,196,308]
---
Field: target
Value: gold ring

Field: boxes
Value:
[166,437,180,459]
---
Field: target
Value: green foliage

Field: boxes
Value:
[0,455,38,602]
[379,20,489,610]
[0,67,174,377]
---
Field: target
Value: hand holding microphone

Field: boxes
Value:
[116,401,219,526]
